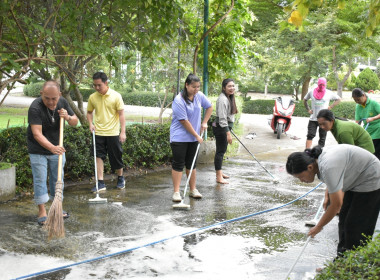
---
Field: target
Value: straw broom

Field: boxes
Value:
[44,116,65,239]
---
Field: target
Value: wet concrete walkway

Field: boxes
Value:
[1,158,336,280]
[0,109,379,280]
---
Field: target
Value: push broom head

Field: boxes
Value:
[172,201,190,210]
[304,219,317,227]
[89,193,107,204]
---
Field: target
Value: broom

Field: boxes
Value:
[44,116,65,239]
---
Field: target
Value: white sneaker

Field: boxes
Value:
[189,189,203,199]
[172,192,182,202]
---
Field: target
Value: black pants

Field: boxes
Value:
[94,135,124,171]
[306,120,327,146]
[170,142,199,171]
[213,125,228,171]
[337,188,380,256]
[372,139,380,160]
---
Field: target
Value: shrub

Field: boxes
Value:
[315,235,380,280]
[237,78,294,95]
[355,68,380,92]
[0,127,33,192]
[0,124,172,191]
[121,91,173,107]
[243,99,356,119]
[23,82,45,97]
[81,90,173,107]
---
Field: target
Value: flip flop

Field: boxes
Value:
[37,216,47,226]
[63,211,70,219]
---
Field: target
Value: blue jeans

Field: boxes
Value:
[29,153,66,205]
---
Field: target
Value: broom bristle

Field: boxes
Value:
[44,181,65,239]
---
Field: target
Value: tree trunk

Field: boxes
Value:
[336,81,344,97]
[157,90,173,124]
[60,76,87,124]
[293,87,299,100]
[336,68,352,97]
[301,76,311,100]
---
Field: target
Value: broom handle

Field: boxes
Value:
[57,116,64,181]
[182,131,204,197]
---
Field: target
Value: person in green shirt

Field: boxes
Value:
[352,88,380,160]
[317,109,375,211]
[317,109,375,153]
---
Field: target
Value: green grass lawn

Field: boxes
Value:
[0,107,28,129]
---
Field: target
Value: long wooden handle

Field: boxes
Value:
[57,117,64,181]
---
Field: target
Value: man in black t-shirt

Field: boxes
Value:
[27,80,78,226]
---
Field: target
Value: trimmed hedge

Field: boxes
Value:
[0,124,171,191]
[23,82,45,97]
[73,89,173,107]
[24,81,173,107]
[121,91,173,107]
[24,83,95,101]
[243,99,357,119]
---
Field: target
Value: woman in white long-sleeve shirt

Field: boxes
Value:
[212,78,238,184]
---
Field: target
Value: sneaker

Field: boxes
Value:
[172,192,182,202]
[189,189,202,199]
[91,181,106,193]
[116,176,125,190]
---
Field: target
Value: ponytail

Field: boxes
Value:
[317,109,347,121]
[286,146,323,175]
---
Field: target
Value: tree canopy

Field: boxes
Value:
[1,0,380,118]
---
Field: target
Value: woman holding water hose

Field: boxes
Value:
[352,88,380,160]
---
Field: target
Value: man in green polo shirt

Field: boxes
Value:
[352,88,380,160]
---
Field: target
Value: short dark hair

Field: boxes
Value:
[93,72,108,83]
[317,109,335,121]
[352,88,364,98]
[286,146,323,175]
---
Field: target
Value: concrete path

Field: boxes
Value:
[0,87,172,118]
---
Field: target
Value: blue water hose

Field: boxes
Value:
[13,182,323,280]
[359,118,370,130]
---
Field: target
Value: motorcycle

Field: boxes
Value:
[268,96,296,139]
